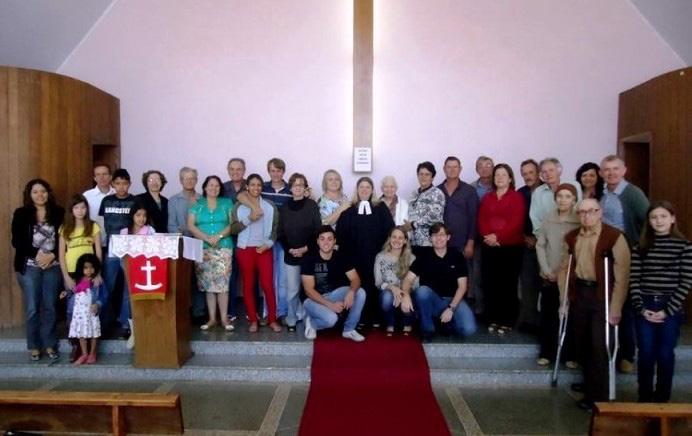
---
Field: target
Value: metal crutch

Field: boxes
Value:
[551,254,572,387]
[604,254,619,401]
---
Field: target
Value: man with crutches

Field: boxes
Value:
[560,199,630,411]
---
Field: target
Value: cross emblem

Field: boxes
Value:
[134,260,163,291]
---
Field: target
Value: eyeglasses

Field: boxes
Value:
[577,209,600,216]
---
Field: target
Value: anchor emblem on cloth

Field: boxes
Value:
[134,260,163,291]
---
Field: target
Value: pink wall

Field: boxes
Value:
[59,0,683,198]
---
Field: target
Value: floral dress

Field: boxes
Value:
[68,280,101,338]
[318,194,349,228]
[189,197,234,293]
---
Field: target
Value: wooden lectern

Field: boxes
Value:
[110,235,203,368]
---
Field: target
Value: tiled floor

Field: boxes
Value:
[4,377,691,435]
[0,380,589,436]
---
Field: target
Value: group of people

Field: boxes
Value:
[12,154,691,409]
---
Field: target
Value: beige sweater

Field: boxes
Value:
[535,210,580,277]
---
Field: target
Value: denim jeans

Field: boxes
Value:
[303,286,366,332]
[101,255,122,328]
[16,265,61,350]
[273,242,287,317]
[284,262,304,327]
[414,285,477,337]
[380,290,413,329]
[635,295,682,402]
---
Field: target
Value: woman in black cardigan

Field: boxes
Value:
[11,179,65,361]
[136,170,168,233]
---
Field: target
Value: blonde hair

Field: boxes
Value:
[351,177,380,206]
[321,169,343,196]
[381,226,415,279]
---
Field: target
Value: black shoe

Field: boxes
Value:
[287,325,296,333]
[570,383,585,393]
[118,327,131,340]
[576,399,594,411]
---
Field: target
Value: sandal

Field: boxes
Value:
[200,321,217,331]
[223,323,235,332]
[496,326,512,336]
[30,350,41,361]
[248,322,259,333]
[268,322,282,333]
[46,348,59,360]
[386,327,395,337]
[403,327,412,336]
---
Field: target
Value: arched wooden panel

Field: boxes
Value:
[0,66,120,328]
[618,67,691,316]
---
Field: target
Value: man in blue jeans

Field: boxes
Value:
[300,225,366,342]
[402,222,477,342]
[98,169,137,336]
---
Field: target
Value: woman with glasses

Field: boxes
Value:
[277,173,322,332]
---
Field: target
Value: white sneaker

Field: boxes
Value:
[126,318,135,350]
[304,316,316,340]
[342,330,365,342]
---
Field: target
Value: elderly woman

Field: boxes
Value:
[535,184,580,366]
[230,174,282,333]
[478,164,526,335]
[375,226,416,336]
[12,179,65,361]
[318,169,350,228]
[406,162,446,250]
[337,177,395,327]
[188,175,235,332]
[575,162,604,200]
[278,173,322,332]
[380,176,409,226]
[136,170,169,233]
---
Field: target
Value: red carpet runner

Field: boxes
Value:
[299,331,451,436]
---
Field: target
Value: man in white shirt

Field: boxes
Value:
[82,163,115,247]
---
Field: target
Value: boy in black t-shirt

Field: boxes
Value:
[300,226,366,342]
[402,223,477,341]
[98,169,138,335]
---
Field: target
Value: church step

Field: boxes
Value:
[0,351,311,383]
[2,337,692,386]
[3,350,692,387]
[428,356,692,386]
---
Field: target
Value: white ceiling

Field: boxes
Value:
[629,0,692,65]
[0,0,690,72]
[0,0,113,72]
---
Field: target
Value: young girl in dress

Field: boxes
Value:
[58,194,102,362]
[69,253,103,365]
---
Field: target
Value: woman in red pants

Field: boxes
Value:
[231,174,282,333]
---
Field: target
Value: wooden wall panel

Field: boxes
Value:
[618,67,691,316]
[0,67,120,328]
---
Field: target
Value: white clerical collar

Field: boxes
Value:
[358,200,372,215]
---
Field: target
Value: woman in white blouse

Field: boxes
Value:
[380,176,409,226]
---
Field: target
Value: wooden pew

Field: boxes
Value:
[591,402,692,436]
[0,391,183,435]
